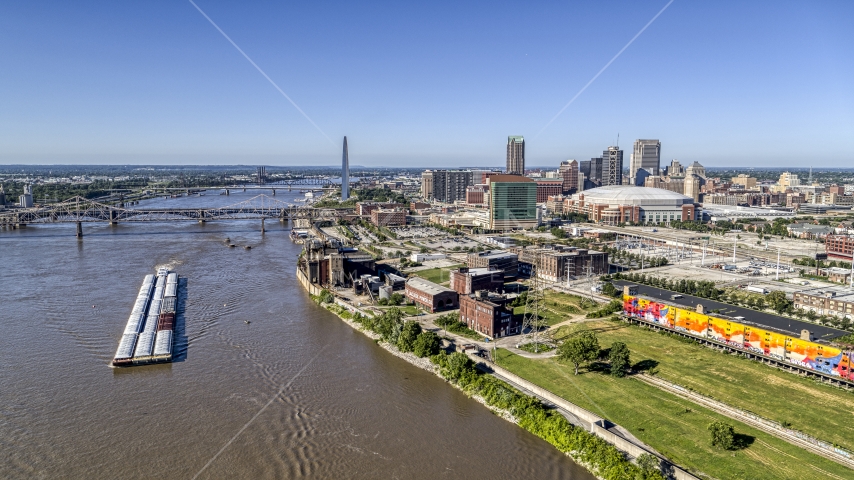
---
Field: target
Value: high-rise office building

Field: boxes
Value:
[558,160,579,195]
[603,147,623,186]
[341,137,350,201]
[421,171,434,199]
[665,159,684,177]
[487,175,537,231]
[630,139,661,182]
[506,136,525,174]
[423,170,474,203]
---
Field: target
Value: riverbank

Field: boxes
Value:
[303,281,671,480]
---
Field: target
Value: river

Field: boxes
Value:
[0,189,594,479]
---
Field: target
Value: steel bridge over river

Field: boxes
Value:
[0,195,351,235]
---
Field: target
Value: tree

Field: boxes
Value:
[413,331,441,357]
[636,453,663,480]
[766,290,791,314]
[708,421,736,450]
[558,331,600,375]
[389,292,404,306]
[397,321,422,352]
[602,282,621,299]
[609,341,631,377]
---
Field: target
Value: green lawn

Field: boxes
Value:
[513,289,597,326]
[412,264,465,286]
[396,305,421,316]
[494,348,853,480]
[553,319,854,453]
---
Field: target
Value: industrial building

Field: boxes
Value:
[511,245,609,282]
[449,267,504,295]
[405,277,459,313]
[467,250,518,278]
[459,291,519,339]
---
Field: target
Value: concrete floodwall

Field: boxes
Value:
[296,267,324,296]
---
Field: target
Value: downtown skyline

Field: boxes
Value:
[1,1,852,167]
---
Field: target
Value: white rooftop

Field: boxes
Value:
[576,185,694,205]
[407,277,453,295]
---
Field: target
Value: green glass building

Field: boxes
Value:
[488,175,537,231]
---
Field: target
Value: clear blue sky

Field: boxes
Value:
[1,1,852,168]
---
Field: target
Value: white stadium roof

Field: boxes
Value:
[573,185,694,206]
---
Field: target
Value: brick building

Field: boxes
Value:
[466,184,487,205]
[405,277,459,313]
[826,235,854,261]
[370,208,406,227]
[459,291,520,338]
[358,202,406,216]
[535,180,563,203]
[793,290,854,319]
[511,245,609,282]
[449,267,504,295]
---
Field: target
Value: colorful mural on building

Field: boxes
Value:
[623,295,853,379]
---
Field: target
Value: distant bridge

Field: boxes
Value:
[0,195,352,230]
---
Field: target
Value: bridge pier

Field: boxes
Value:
[225,189,230,196]
[261,218,265,234]
[243,188,246,192]
[272,189,276,196]
[109,209,118,225]
[76,221,83,238]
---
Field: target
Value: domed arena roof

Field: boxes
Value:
[574,185,694,206]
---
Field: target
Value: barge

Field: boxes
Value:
[112,268,179,367]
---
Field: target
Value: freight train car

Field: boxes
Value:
[623,292,854,380]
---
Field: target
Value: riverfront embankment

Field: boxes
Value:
[300,271,692,480]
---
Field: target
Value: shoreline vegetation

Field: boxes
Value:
[309,292,666,480]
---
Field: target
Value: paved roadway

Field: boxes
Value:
[613,280,847,340]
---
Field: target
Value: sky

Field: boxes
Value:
[1,1,852,168]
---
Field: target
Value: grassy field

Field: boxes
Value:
[494,348,853,480]
[411,264,465,286]
[513,289,596,326]
[552,319,854,453]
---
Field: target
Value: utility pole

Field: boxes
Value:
[732,235,737,264]
[776,246,781,280]
[520,253,544,352]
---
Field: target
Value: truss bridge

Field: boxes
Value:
[0,195,351,231]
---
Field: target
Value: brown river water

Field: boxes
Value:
[0,190,594,479]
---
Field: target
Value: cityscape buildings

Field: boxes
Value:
[603,146,623,186]
[559,160,579,195]
[630,139,661,184]
[487,174,537,230]
[421,170,473,203]
[506,136,525,175]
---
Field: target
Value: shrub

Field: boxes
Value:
[708,421,735,450]
[397,321,422,353]
[413,331,441,357]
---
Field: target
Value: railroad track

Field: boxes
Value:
[635,374,854,470]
